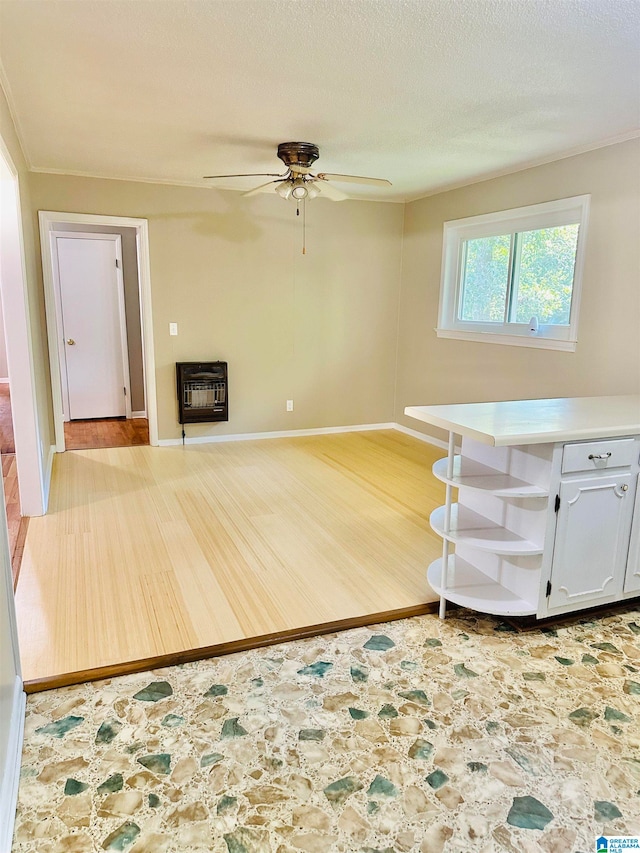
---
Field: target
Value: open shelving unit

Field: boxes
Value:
[427,556,537,616]
[430,504,544,555]
[432,456,548,498]
[427,433,551,619]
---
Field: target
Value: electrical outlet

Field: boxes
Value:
[169,322,178,336]
[286,400,294,412]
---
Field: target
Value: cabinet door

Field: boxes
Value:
[624,482,640,594]
[548,473,633,613]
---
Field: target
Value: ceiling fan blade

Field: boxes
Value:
[313,181,348,201]
[203,172,285,179]
[317,172,392,187]
[242,181,282,197]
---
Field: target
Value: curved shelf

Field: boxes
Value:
[427,556,537,616]
[429,504,543,556]
[433,456,548,498]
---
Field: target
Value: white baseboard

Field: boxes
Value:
[158,422,397,447]
[0,377,9,384]
[131,411,147,419]
[0,676,26,853]
[42,444,56,512]
[155,422,459,450]
[393,423,458,451]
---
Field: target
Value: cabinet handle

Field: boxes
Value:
[588,452,612,460]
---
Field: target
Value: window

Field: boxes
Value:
[437,195,590,351]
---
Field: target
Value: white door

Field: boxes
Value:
[547,473,634,613]
[54,234,130,421]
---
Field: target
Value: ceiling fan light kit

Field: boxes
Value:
[291,177,309,199]
[275,181,292,200]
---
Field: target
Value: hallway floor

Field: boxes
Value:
[12,605,640,852]
[0,382,28,587]
[64,416,149,450]
[3,451,28,587]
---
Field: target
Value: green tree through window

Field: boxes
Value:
[460,235,510,322]
[513,226,579,324]
[459,225,579,326]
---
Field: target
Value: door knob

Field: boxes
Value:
[66,339,75,346]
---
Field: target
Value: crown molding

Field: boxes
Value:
[405,129,640,203]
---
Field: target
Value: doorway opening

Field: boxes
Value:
[0,144,47,592]
[64,417,150,451]
[39,212,158,452]
[0,373,28,586]
[0,295,20,580]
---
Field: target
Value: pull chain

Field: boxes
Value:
[295,199,306,255]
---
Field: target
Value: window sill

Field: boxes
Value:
[435,328,577,352]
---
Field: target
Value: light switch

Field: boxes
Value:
[169,322,178,336]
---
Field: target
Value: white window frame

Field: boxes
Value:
[436,195,590,352]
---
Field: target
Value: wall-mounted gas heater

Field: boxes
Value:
[176,362,228,425]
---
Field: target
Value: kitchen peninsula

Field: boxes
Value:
[405,396,640,620]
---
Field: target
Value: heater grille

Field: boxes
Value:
[183,380,226,410]
[176,362,228,424]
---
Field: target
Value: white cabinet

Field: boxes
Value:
[547,473,633,614]
[625,483,640,595]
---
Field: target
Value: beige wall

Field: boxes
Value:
[51,222,145,413]
[396,138,640,441]
[29,174,405,440]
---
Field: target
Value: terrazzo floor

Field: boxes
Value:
[12,606,640,853]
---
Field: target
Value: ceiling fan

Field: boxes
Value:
[203,141,392,201]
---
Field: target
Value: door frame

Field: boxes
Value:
[0,140,46,516]
[51,231,132,422]
[39,211,158,450]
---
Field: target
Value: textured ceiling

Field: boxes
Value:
[1,0,639,201]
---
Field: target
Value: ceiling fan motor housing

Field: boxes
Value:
[277,142,320,171]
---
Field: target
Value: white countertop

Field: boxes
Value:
[404,395,640,446]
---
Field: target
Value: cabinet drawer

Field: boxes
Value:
[562,438,636,474]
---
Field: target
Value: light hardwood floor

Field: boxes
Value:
[15,430,446,689]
